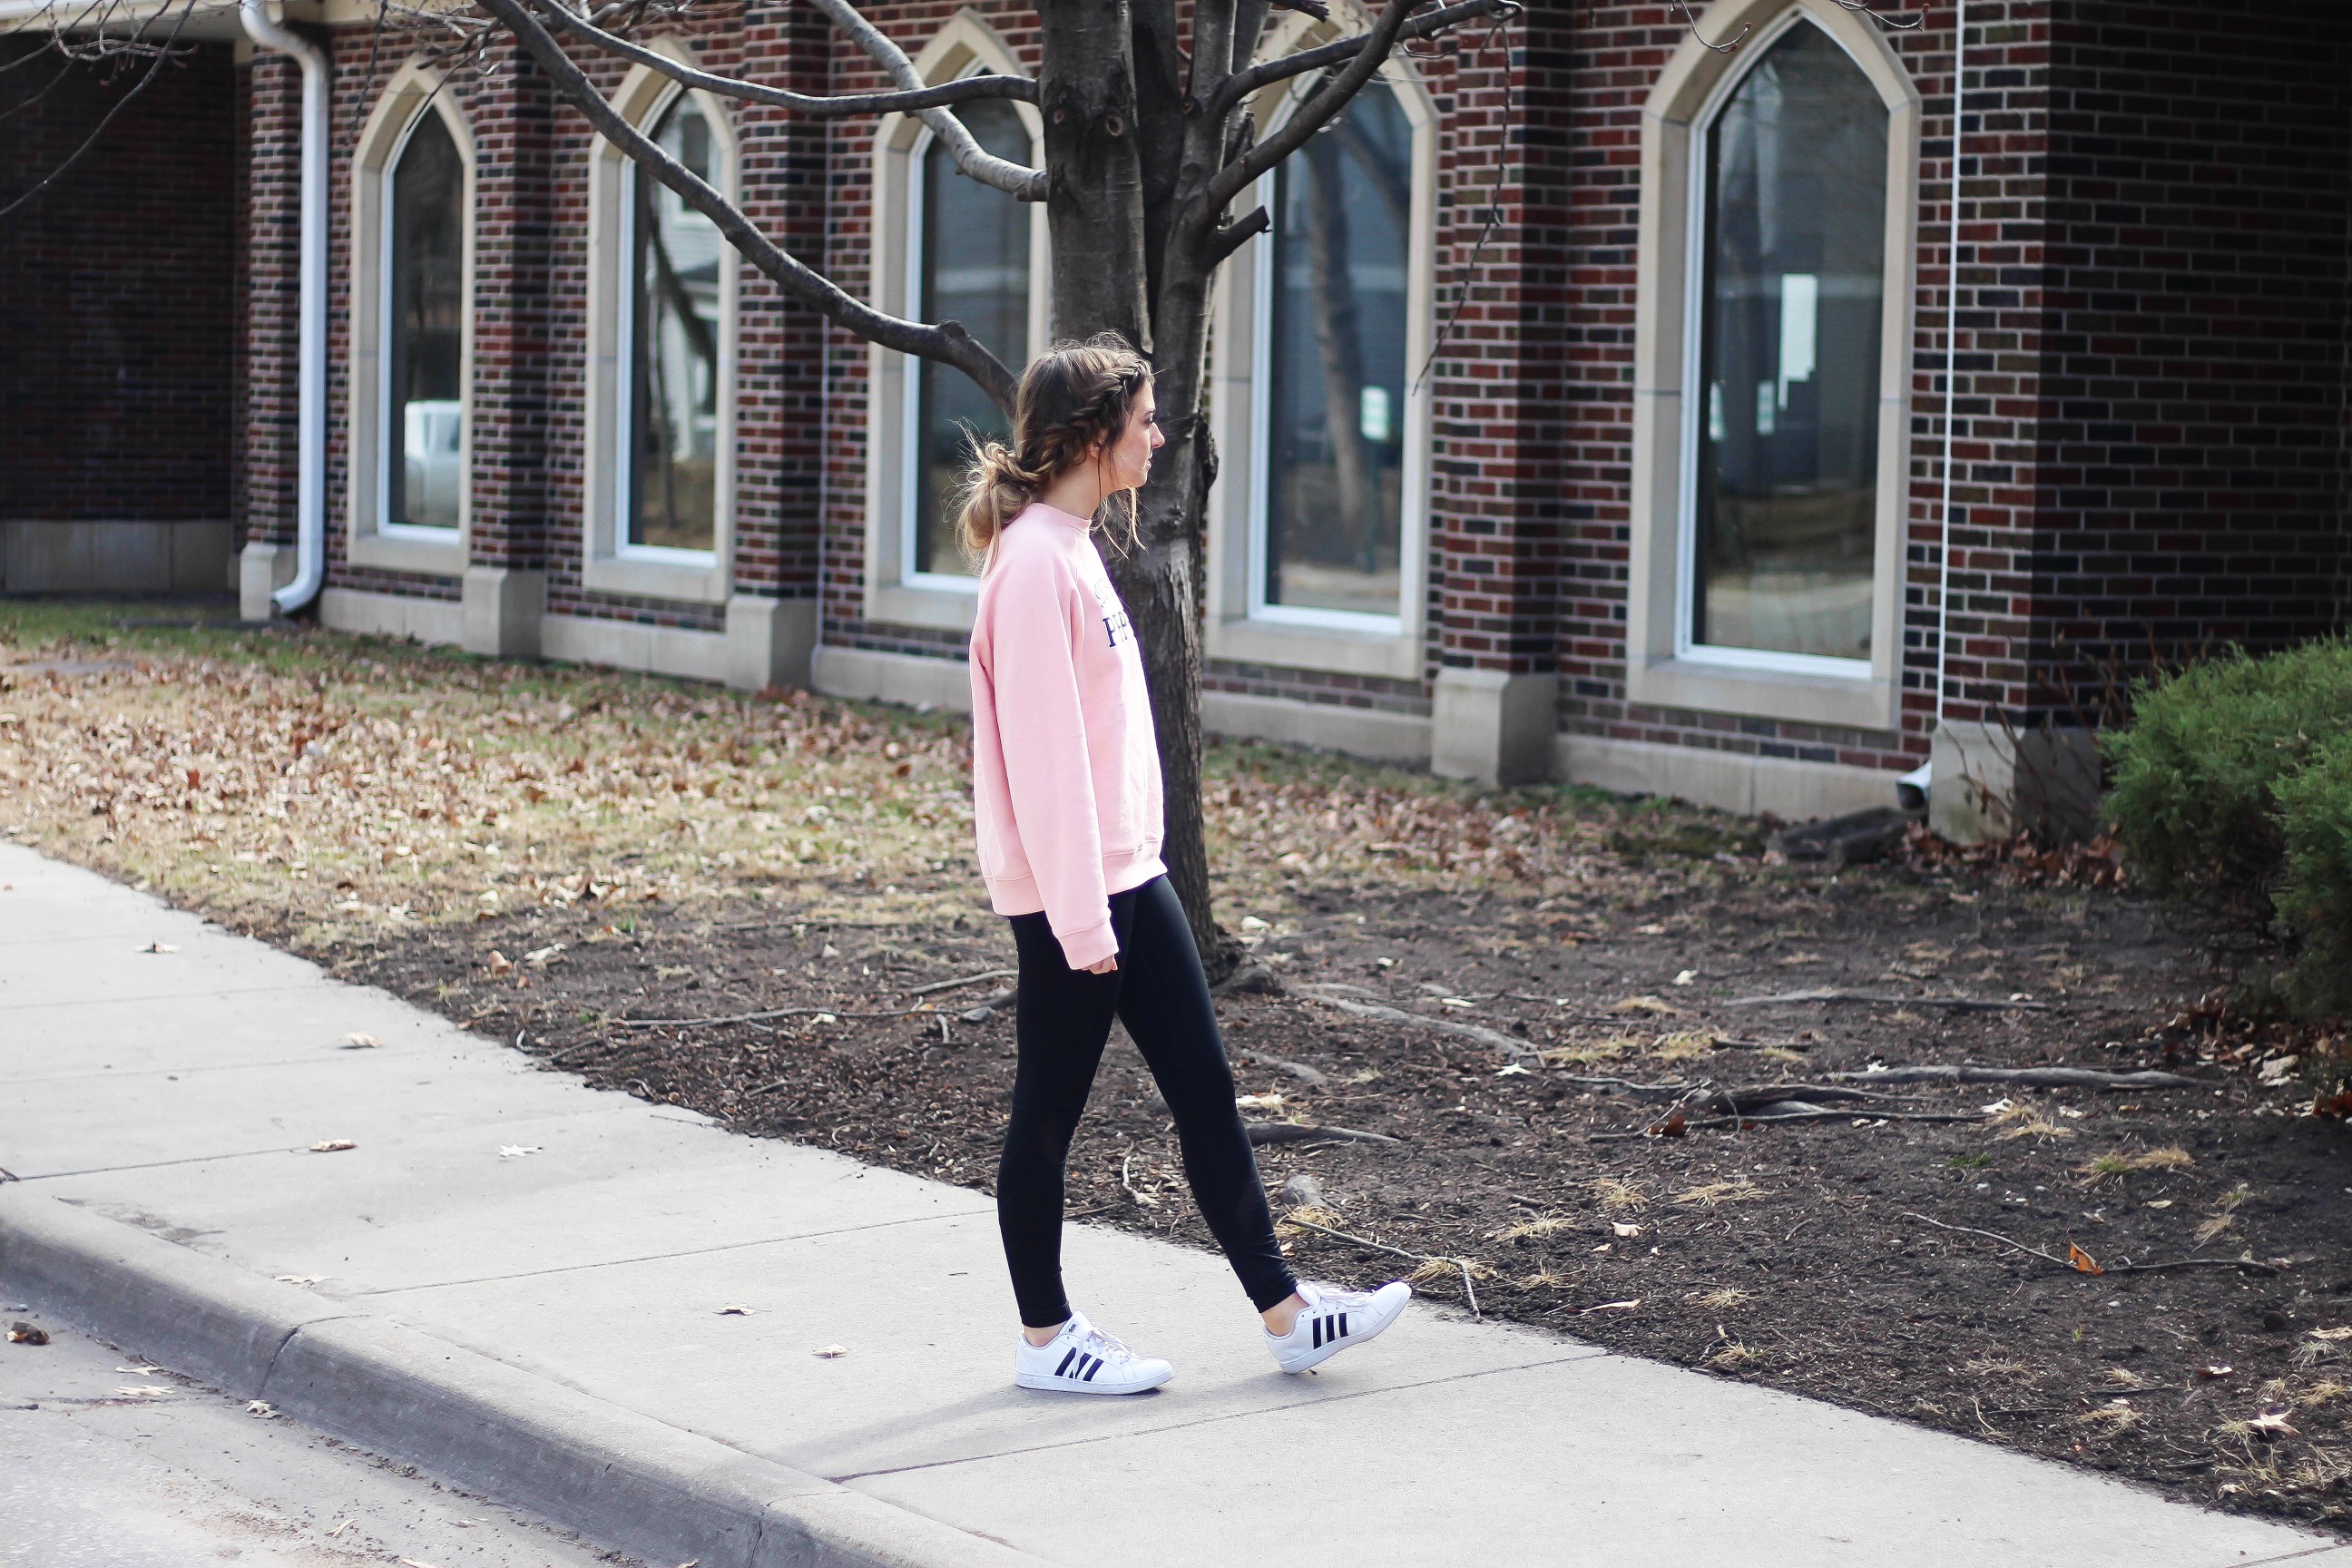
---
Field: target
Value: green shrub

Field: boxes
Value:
[2274,733,2352,1017]
[2102,638,2352,1019]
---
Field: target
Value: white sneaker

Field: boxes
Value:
[1265,1279,1411,1374]
[1014,1309,1173,1396]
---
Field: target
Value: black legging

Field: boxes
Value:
[998,874,1298,1328]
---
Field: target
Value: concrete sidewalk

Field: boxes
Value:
[1,842,2343,1568]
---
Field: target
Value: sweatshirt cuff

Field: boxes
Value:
[1055,916,1118,972]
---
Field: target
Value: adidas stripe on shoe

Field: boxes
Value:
[1014,1309,1173,1396]
[1265,1279,1411,1374]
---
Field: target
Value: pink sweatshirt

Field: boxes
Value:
[968,502,1167,969]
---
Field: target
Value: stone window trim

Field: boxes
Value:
[1625,0,1920,731]
[347,63,474,578]
[582,43,740,606]
[861,9,1047,634]
[1202,21,1436,684]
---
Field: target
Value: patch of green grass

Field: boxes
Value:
[1945,1152,1996,1170]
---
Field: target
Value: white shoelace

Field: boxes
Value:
[1077,1325,1135,1363]
[1300,1281,1373,1316]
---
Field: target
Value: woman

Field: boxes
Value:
[963,334,1411,1396]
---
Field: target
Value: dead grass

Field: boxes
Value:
[2195,1185,2252,1250]
[0,603,1733,951]
[1588,1177,1651,1212]
[1672,1179,1768,1207]
[2075,1146,2195,1185]
[1489,1215,1579,1243]
[1706,1338,1765,1370]
[2078,1400,2146,1435]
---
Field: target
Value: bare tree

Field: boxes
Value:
[408,0,1518,967]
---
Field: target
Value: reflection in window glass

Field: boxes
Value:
[625,96,723,553]
[912,99,1030,579]
[387,112,463,529]
[1693,22,1886,660]
[1264,80,1411,618]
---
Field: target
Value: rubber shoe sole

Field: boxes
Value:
[1014,1362,1172,1396]
[1271,1284,1410,1374]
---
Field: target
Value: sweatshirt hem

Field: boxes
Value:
[984,843,1167,918]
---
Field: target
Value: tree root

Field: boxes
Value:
[1900,1211,2278,1278]
[1830,1065,2200,1091]
[1725,988,2054,1012]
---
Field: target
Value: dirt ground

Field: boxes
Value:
[5,603,2349,1532]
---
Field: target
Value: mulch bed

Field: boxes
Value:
[336,843,2352,1534]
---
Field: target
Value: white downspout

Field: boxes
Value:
[1932,0,1968,734]
[1902,0,1967,812]
[240,0,326,615]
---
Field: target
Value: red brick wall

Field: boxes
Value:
[235,2,2347,755]
[1,40,240,526]
[2030,2,2352,712]
[1539,3,2034,778]
[244,42,304,552]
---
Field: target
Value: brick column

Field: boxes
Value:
[1428,8,1559,784]
[240,44,305,617]
[726,0,828,691]
[460,45,557,657]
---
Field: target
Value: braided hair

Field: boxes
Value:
[956,332,1152,572]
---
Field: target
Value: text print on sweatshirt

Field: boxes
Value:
[968,503,1168,970]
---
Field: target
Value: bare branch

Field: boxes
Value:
[1671,0,1749,54]
[1230,0,1270,76]
[0,0,198,221]
[472,0,1017,413]
[1202,203,1269,270]
[1206,0,1495,214]
[800,0,1046,201]
[1212,0,1512,118]
[524,0,1036,119]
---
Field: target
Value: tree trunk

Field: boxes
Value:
[1038,1,1150,348]
[1038,0,1234,972]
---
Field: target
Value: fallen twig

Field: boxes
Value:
[1284,1217,1482,1317]
[906,967,1016,997]
[1551,1073,1705,1101]
[612,1003,933,1029]
[1231,1047,1329,1087]
[1682,1106,1985,1129]
[1119,1149,1161,1209]
[1831,1065,2199,1091]
[1899,1212,2278,1277]
[1245,1121,1400,1147]
[1724,989,2053,1012]
[1288,982,1536,1061]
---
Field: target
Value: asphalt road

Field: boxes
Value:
[0,1312,633,1568]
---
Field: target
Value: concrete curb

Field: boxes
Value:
[0,1189,1050,1568]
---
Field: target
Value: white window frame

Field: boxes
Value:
[863,13,1047,632]
[1203,29,1436,682]
[348,64,473,577]
[1626,0,1919,730]
[583,47,739,604]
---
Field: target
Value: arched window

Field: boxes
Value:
[860,15,1044,631]
[905,97,1032,582]
[1201,52,1434,682]
[1624,1,1916,730]
[348,71,473,572]
[584,61,736,602]
[1688,20,1886,662]
[1257,78,1415,621]
[622,94,724,554]
[385,110,465,532]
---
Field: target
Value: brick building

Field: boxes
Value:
[4,0,2347,833]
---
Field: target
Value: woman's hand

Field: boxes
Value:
[1083,955,1119,975]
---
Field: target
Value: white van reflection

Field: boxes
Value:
[400,399,462,528]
